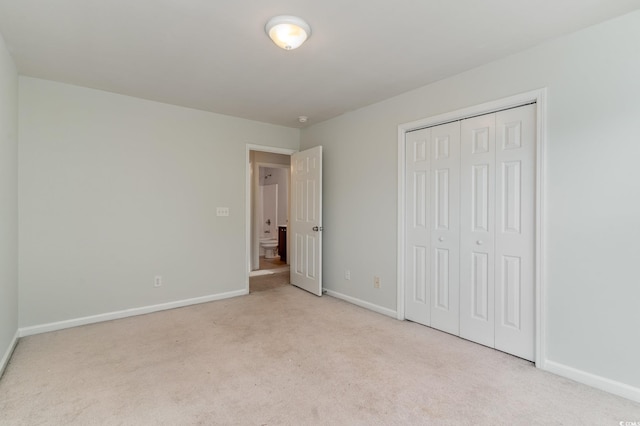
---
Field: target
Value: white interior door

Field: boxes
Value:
[405,128,431,325]
[459,105,536,361]
[429,122,461,335]
[460,113,497,348]
[290,146,323,296]
[494,104,536,360]
[404,122,460,334]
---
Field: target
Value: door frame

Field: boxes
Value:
[396,89,548,368]
[245,144,296,293]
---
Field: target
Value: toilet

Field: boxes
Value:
[259,238,279,259]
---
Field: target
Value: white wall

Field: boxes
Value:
[261,167,288,227]
[0,32,19,373]
[19,77,299,327]
[260,183,278,236]
[301,10,640,392]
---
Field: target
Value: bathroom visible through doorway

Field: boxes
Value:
[248,148,293,292]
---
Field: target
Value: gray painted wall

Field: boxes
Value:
[0,33,18,370]
[18,77,299,326]
[301,11,640,389]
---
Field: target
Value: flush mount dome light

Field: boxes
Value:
[265,15,311,50]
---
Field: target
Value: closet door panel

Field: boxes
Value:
[494,104,536,361]
[460,114,496,347]
[429,122,461,335]
[404,128,431,326]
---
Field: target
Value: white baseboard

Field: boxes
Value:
[325,289,397,319]
[0,330,19,379]
[19,289,248,337]
[544,360,640,403]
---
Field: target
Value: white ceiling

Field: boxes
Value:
[0,0,638,128]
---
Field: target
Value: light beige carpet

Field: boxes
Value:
[250,256,290,292]
[250,271,290,293]
[259,256,287,271]
[1,286,639,425]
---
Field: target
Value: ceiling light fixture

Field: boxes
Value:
[265,15,311,50]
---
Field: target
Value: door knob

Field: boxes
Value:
[438,237,444,242]
[476,240,483,245]
[312,226,323,232]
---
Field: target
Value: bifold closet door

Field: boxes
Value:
[459,114,497,348]
[429,122,460,335]
[405,122,460,334]
[494,104,536,360]
[405,128,431,326]
[405,104,535,361]
[459,104,535,361]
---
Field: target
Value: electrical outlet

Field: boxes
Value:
[373,276,381,289]
[154,275,162,287]
[345,270,351,280]
[216,207,230,217]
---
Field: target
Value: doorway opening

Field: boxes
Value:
[246,146,294,293]
[245,144,324,297]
